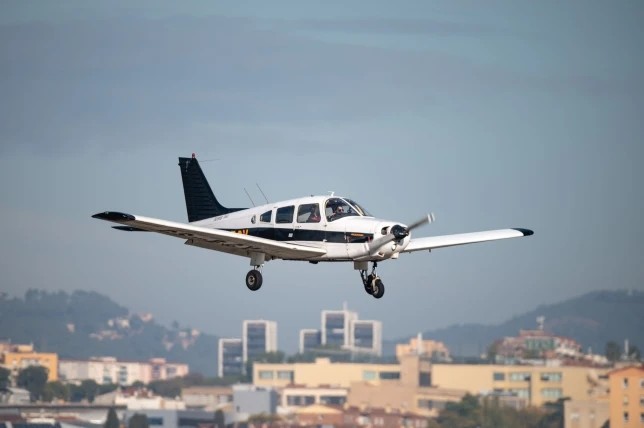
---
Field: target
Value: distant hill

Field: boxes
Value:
[0,290,219,376]
[385,290,644,357]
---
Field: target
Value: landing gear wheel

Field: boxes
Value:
[372,278,385,299]
[364,274,375,295]
[245,269,263,291]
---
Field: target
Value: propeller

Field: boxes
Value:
[364,213,435,257]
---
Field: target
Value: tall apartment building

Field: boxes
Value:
[218,338,243,378]
[321,307,357,349]
[299,329,321,354]
[608,365,644,428]
[350,320,382,356]
[242,320,277,364]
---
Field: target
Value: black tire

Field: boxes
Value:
[364,274,374,294]
[245,270,263,291]
[372,278,385,299]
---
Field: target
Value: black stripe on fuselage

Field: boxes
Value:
[223,227,373,243]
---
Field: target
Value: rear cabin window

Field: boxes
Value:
[276,206,295,223]
[297,203,321,223]
[260,210,272,223]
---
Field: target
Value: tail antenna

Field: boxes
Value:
[243,188,256,207]
[256,183,270,204]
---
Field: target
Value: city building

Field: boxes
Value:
[396,333,450,362]
[59,357,188,385]
[564,399,609,428]
[431,364,611,407]
[350,320,382,356]
[242,320,277,364]
[181,386,232,411]
[321,306,357,349]
[217,338,243,378]
[0,344,58,381]
[232,384,279,418]
[122,409,215,428]
[298,329,321,354]
[280,385,348,411]
[94,387,186,409]
[608,365,644,428]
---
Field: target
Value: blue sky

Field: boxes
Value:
[1,1,642,353]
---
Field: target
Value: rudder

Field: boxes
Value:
[178,156,245,222]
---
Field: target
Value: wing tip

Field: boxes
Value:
[92,211,136,221]
[512,228,534,236]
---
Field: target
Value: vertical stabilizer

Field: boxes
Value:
[178,156,245,222]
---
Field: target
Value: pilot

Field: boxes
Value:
[307,205,321,223]
[329,205,344,220]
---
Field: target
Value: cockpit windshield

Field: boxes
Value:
[325,197,372,221]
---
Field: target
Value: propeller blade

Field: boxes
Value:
[364,213,435,257]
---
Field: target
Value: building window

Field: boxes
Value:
[509,372,531,382]
[258,370,274,379]
[640,395,644,406]
[640,413,644,423]
[541,388,562,399]
[277,370,293,381]
[509,388,530,399]
[363,370,376,381]
[147,418,163,426]
[623,411,628,422]
[493,372,505,381]
[379,371,401,380]
[540,372,562,382]
[623,395,629,406]
[623,378,629,388]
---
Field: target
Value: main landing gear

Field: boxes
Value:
[245,269,263,291]
[246,252,265,291]
[360,262,385,299]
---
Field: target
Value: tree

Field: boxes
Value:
[214,410,225,428]
[42,381,69,402]
[605,341,621,362]
[128,413,149,428]
[17,365,49,401]
[104,407,119,428]
[80,379,100,402]
[0,367,10,388]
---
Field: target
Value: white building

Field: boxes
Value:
[350,320,382,356]
[218,338,243,378]
[242,320,277,365]
[299,329,321,354]
[59,357,189,385]
[321,306,358,349]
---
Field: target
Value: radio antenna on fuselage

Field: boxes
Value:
[243,188,256,207]
[256,183,270,204]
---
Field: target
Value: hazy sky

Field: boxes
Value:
[1,1,642,353]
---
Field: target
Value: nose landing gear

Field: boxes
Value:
[359,262,385,299]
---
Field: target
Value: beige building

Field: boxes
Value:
[564,399,609,428]
[254,355,431,389]
[608,365,644,428]
[432,364,611,407]
[396,335,450,362]
[181,386,233,410]
[1,344,58,381]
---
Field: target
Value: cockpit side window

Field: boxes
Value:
[297,203,321,223]
[276,205,295,224]
[260,210,272,223]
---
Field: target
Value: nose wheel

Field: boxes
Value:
[360,262,385,299]
[245,269,263,291]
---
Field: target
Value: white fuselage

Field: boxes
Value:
[191,195,410,262]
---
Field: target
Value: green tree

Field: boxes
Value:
[42,381,69,402]
[605,341,621,362]
[17,365,49,401]
[80,379,100,402]
[104,407,119,428]
[0,367,10,388]
[214,410,225,428]
[128,414,149,428]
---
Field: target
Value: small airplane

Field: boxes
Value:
[93,154,533,299]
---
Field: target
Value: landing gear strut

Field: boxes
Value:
[359,262,385,299]
[246,268,263,291]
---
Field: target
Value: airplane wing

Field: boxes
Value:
[403,228,533,253]
[92,211,326,260]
